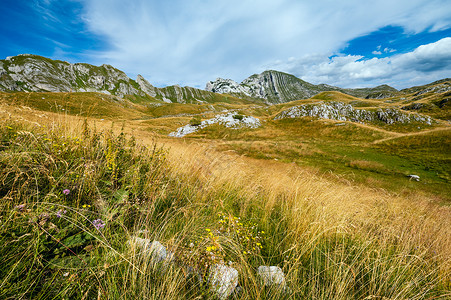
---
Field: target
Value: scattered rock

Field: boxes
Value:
[274,101,434,125]
[257,266,290,293]
[169,112,261,137]
[128,237,175,269]
[407,174,420,181]
[209,264,239,300]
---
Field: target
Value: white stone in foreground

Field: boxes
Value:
[129,237,174,269]
[209,264,239,300]
[257,266,290,293]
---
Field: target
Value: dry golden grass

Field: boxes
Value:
[3,101,450,260]
[1,98,450,298]
[161,140,451,292]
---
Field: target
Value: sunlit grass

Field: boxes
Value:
[0,94,450,299]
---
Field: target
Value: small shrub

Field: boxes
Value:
[189,116,202,126]
[233,114,244,121]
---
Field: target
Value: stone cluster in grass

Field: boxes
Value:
[130,236,289,300]
[169,112,261,137]
[274,101,434,125]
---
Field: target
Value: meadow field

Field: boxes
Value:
[0,92,450,299]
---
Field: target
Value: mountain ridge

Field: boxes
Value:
[205,70,400,103]
[1,54,450,106]
[0,54,237,105]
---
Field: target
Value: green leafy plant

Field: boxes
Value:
[189,116,202,126]
[233,114,244,121]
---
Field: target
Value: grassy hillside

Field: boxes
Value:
[1,112,450,299]
[0,91,146,120]
[0,91,450,299]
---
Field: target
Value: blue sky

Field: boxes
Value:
[1,0,451,89]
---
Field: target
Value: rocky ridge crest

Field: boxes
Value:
[0,54,223,104]
[206,70,400,104]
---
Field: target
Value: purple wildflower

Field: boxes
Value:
[62,189,70,195]
[15,204,26,211]
[92,219,105,230]
[56,209,67,218]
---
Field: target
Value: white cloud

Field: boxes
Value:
[372,51,382,55]
[76,0,451,88]
[273,38,451,89]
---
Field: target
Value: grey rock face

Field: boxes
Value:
[205,70,400,104]
[206,78,251,95]
[0,54,231,104]
[209,264,239,300]
[136,74,157,97]
[0,54,146,98]
[206,70,322,103]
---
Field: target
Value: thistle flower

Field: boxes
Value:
[62,189,70,195]
[92,219,105,230]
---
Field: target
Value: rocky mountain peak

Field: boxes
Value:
[205,70,404,103]
[136,74,157,97]
[206,70,328,103]
[206,78,250,95]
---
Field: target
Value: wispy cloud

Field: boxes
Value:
[271,38,451,89]
[4,0,449,88]
[76,0,451,88]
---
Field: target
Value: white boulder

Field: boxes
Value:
[257,266,290,293]
[209,264,239,300]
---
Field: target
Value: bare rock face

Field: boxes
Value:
[0,54,227,103]
[206,78,251,95]
[206,70,341,104]
[136,74,157,97]
[0,54,145,98]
